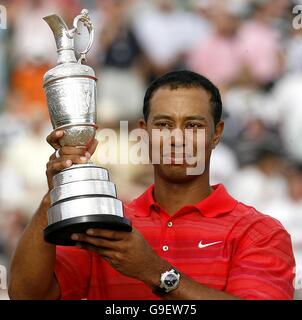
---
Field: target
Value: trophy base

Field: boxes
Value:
[44,214,132,246]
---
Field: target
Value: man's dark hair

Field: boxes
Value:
[143,70,223,126]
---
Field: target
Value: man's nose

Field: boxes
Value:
[171,128,185,148]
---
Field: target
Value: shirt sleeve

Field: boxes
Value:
[55,246,92,300]
[226,228,295,300]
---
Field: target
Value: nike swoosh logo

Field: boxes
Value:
[198,241,223,249]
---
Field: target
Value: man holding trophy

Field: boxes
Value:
[9,9,295,300]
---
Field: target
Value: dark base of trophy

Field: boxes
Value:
[44,163,132,246]
[44,214,132,246]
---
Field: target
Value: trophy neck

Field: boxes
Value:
[43,14,77,64]
[57,49,77,65]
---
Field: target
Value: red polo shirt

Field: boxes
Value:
[55,184,295,300]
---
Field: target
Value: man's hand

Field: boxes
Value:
[70,228,171,287]
[46,130,98,189]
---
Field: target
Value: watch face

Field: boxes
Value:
[164,273,178,287]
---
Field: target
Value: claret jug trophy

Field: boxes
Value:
[43,9,132,245]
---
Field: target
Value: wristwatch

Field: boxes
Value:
[152,268,181,296]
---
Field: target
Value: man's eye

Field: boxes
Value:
[155,122,172,128]
[186,122,203,129]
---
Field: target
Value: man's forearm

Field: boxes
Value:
[163,274,239,300]
[8,193,60,300]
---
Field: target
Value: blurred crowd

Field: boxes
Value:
[0,0,302,299]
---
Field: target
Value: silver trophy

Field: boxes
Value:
[43,9,131,245]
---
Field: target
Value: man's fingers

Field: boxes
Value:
[88,138,98,156]
[71,234,122,249]
[49,152,57,161]
[86,228,130,241]
[47,132,97,156]
[46,155,90,189]
[61,146,88,156]
[46,155,88,188]
[49,146,89,161]
[76,242,113,260]
[47,159,72,172]
[46,159,73,189]
[47,131,98,157]
[46,130,64,150]
[47,155,90,170]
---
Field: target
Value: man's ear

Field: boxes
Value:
[139,118,149,145]
[139,118,147,130]
[212,121,224,149]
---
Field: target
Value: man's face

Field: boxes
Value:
[140,87,224,183]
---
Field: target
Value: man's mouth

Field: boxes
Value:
[162,152,195,164]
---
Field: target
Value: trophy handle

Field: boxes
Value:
[66,9,94,64]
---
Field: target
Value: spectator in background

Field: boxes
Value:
[210,108,239,187]
[133,0,211,81]
[285,27,302,74]
[189,0,284,89]
[0,25,8,111]
[263,165,302,300]
[9,64,50,121]
[233,118,283,166]
[7,0,84,122]
[0,152,25,215]
[10,0,59,64]
[95,0,145,124]
[236,0,284,87]
[229,144,287,213]
[0,113,52,216]
[269,0,293,37]
[0,149,29,271]
[265,73,302,164]
[7,0,59,122]
[187,0,245,89]
[99,1,142,70]
[210,141,238,187]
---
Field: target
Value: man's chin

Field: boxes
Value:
[155,164,199,183]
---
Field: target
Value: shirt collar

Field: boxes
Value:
[133,184,238,218]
